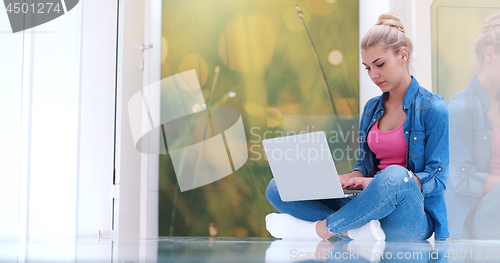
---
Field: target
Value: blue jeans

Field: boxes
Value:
[465,183,500,239]
[266,165,434,241]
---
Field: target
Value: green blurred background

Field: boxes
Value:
[159,0,359,237]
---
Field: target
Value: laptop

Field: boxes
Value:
[262,131,361,201]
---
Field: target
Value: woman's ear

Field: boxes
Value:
[399,47,409,63]
[484,46,497,62]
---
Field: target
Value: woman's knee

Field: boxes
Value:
[384,165,409,176]
[266,178,281,204]
[372,165,414,188]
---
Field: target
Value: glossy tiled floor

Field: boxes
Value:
[1,237,500,262]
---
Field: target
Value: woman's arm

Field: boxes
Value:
[340,170,364,179]
[483,175,500,194]
[448,97,489,197]
[414,97,449,196]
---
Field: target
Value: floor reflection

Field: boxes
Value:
[1,237,500,262]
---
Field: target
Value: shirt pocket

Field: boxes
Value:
[409,130,425,160]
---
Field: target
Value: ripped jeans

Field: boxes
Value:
[265,165,434,240]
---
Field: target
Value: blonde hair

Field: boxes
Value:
[361,13,413,71]
[474,12,500,70]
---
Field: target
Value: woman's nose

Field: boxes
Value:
[369,69,379,80]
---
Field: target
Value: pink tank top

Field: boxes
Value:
[367,119,407,171]
[491,127,500,175]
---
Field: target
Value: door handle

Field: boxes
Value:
[140,43,153,71]
[141,43,153,52]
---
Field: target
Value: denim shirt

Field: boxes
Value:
[445,76,493,238]
[352,77,450,240]
[447,76,493,196]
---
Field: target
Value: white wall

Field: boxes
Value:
[77,0,118,238]
[392,0,434,91]
[0,0,162,248]
[0,0,119,242]
[0,2,23,240]
[27,3,82,241]
[0,0,83,241]
[359,0,391,113]
[0,0,162,258]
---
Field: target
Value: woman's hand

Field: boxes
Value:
[341,177,373,190]
[414,174,422,191]
[483,174,500,195]
[339,171,370,190]
[338,171,363,180]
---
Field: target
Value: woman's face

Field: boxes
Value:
[484,48,500,91]
[361,44,408,93]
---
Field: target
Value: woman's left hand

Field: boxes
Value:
[341,177,373,190]
[414,174,422,191]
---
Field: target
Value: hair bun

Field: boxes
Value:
[376,12,405,33]
[482,12,500,33]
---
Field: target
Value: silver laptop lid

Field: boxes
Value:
[262,131,346,201]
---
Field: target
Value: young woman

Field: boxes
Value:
[265,13,449,241]
[446,12,500,239]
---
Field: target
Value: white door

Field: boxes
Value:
[114,0,161,239]
[114,0,161,261]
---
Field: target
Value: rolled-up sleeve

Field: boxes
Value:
[415,97,449,196]
[447,98,488,197]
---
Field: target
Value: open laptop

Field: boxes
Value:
[262,131,361,201]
